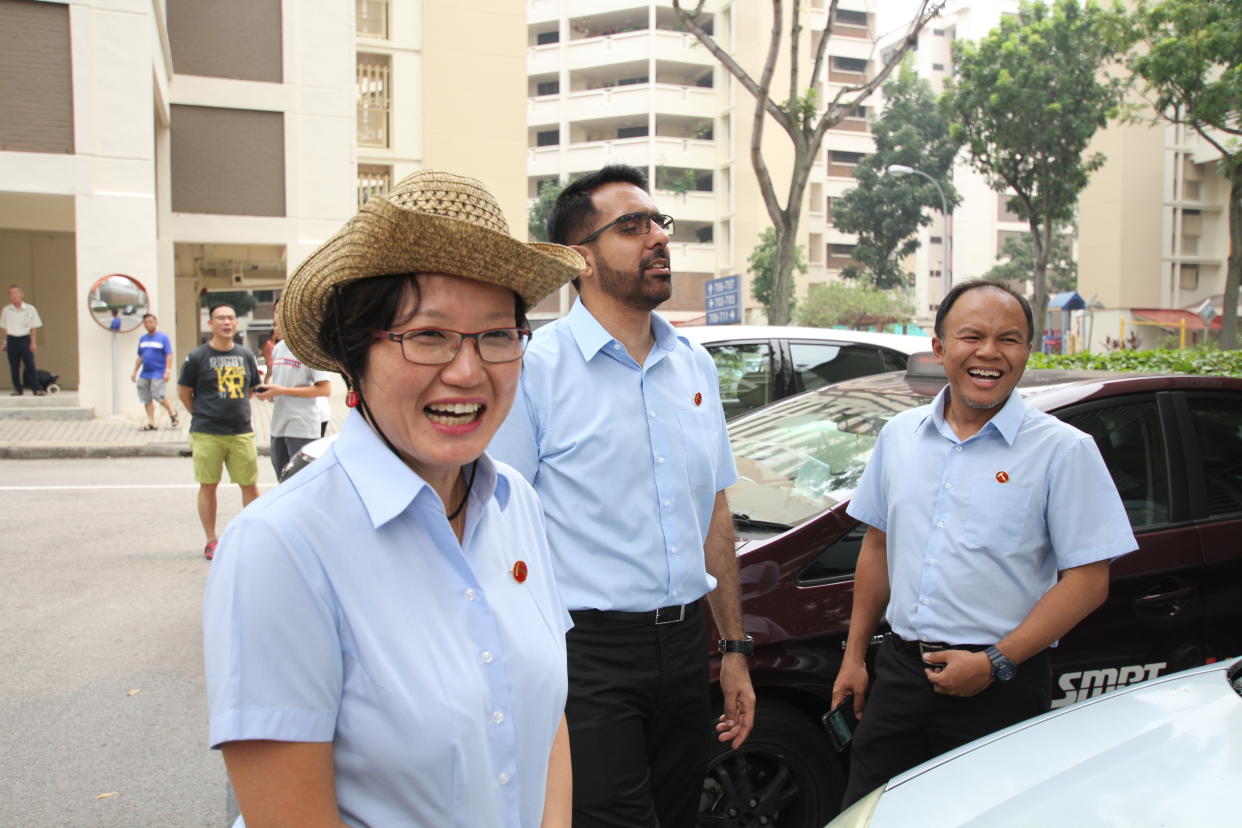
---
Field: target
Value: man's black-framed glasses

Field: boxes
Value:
[377,327,532,365]
[576,211,675,245]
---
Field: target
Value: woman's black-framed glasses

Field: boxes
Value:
[576,211,675,245]
[377,327,532,365]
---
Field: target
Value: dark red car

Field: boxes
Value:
[698,367,1242,827]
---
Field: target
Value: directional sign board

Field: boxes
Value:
[705,274,741,325]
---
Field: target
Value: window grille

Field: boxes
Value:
[357,53,391,147]
[358,164,391,207]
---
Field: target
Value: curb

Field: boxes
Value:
[0,443,272,460]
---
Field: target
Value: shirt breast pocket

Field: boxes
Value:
[677,410,720,491]
[962,480,1032,550]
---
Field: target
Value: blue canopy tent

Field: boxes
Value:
[1044,291,1085,354]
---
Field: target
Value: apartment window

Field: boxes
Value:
[168,0,282,83]
[830,150,865,166]
[170,106,286,216]
[618,75,649,86]
[617,125,649,139]
[931,236,943,245]
[356,0,388,39]
[826,196,836,222]
[831,56,868,74]
[357,53,391,148]
[358,164,391,207]
[1183,179,1201,201]
[536,80,560,96]
[932,63,945,71]
[847,105,867,119]
[696,226,714,243]
[536,30,559,45]
[0,0,74,153]
[831,244,855,256]
[809,233,824,263]
[933,28,946,35]
[536,129,559,147]
[810,183,823,213]
[1179,265,1200,291]
[834,9,868,26]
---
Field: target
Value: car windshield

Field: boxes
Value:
[727,388,931,528]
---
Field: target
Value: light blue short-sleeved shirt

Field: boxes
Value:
[203,411,569,828]
[489,299,739,612]
[847,386,1137,645]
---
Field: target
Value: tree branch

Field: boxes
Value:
[789,0,801,123]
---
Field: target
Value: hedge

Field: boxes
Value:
[1028,348,1242,377]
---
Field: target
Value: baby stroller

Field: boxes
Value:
[35,369,60,394]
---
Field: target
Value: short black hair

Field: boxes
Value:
[934,280,1034,344]
[548,164,649,246]
[142,313,156,322]
[208,302,236,318]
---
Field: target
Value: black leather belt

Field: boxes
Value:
[888,634,990,658]
[570,600,699,627]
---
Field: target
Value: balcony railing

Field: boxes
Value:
[357,54,391,147]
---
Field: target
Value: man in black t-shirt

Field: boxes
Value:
[178,303,261,560]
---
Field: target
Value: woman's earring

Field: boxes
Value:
[346,389,360,408]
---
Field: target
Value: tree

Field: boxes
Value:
[1114,0,1242,349]
[943,0,1124,348]
[982,224,1077,294]
[794,280,915,329]
[832,61,962,289]
[748,227,807,317]
[673,0,945,325]
[528,180,567,242]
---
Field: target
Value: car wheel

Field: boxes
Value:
[698,699,844,827]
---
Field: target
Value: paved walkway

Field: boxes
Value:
[0,382,351,459]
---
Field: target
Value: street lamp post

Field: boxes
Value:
[886,164,952,299]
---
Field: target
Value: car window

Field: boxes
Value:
[707,342,773,419]
[727,388,929,527]
[1060,399,1170,529]
[798,522,866,584]
[789,342,886,393]
[881,348,909,373]
[1185,397,1242,517]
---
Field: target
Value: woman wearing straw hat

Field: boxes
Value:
[202,170,584,827]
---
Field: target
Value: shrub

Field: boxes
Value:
[1028,348,1242,377]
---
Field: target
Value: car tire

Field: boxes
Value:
[699,698,844,827]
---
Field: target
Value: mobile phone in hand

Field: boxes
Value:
[823,699,859,752]
[254,385,270,394]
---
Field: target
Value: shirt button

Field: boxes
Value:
[492,710,505,724]
[657,456,665,464]
[498,772,510,785]
[464,588,477,601]
[663,499,671,508]
[944,482,952,489]
[481,650,494,664]
[955,446,962,452]
[649,410,657,418]
[936,521,944,528]
[673,588,681,596]
[670,545,678,555]
[922,598,931,605]
[928,559,936,565]
[613,343,622,350]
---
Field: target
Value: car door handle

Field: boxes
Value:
[1134,581,1195,617]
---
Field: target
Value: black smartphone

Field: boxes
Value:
[823,699,859,752]
[254,385,270,394]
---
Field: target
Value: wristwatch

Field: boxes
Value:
[984,646,1017,681]
[718,635,755,656]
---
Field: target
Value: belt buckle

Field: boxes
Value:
[654,604,686,625]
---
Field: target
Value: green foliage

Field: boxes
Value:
[200,291,258,317]
[1029,348,1242,377]
[528,180,567,243]
[833,62,963,289]
[794,281,915,329]
[982,223,1077,293]
[748,227,806,316]
[942,0,1124,345]
[780,88,820,130]
[655,167,698,195]
[1113,0,1242,349]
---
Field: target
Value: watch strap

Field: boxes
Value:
[718,635,755,655]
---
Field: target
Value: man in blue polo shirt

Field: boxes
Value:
[131,313,179,429]
[491,164,754,828]
[832,280,1137,806]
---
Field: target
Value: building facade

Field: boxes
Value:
[525,0,880,323]
[0,0,527,414]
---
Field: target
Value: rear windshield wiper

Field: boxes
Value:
[732,512,792,532]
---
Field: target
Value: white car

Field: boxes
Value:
[676,325,932,418]
[830,656,1242,827]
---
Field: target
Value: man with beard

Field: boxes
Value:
[832,281,1136,808]
[490,164,754,828]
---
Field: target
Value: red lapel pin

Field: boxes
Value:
[996,471,1010,484]
[694,392,703,406]
[510,560,528,583]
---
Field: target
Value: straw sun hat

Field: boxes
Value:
[280,169,584,373]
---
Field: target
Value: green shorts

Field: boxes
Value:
[190,432,259,486]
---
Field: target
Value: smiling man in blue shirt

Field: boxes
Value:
[491,164,754,828]
[832,280,1138,807]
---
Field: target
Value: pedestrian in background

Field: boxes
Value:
[255,301,331,477]
[490,164,754,828]
[131,313,179,430]
[832,280,1137,807]
[203,169,582,827]
[2,285,45,396]
[178,303,260,561]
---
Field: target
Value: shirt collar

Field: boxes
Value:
[919,385,1027,446]
[565,298,679,361]
[334,410,510,528]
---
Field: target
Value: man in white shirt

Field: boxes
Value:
[1,285,45,396]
